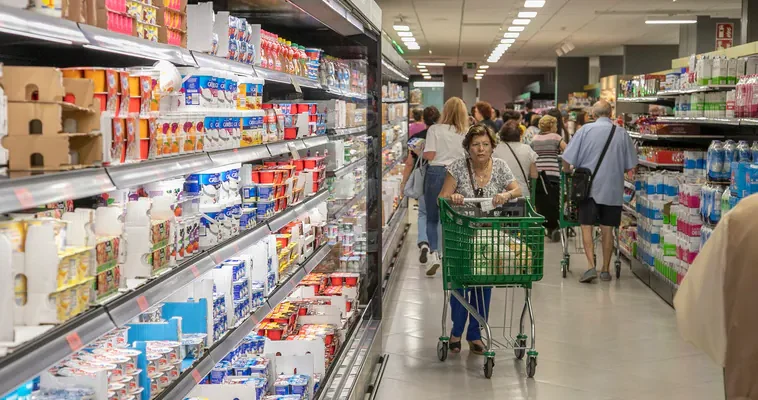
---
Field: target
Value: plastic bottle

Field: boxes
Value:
[722,186,732,217]
[723,140,737,180]
[707,140,725,181]
[711,185,723,225]
[738,140,751,162]
[752,141,758,164]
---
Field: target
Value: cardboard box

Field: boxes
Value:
[0,67,65,103]
[2,133,103,171]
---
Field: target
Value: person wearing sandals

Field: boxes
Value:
[439,124,522,354]
[493,120,538,199]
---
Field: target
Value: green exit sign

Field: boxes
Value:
[465,62,477,69]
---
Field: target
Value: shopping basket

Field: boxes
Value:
[437,197,544,379]
[558,171,621,278]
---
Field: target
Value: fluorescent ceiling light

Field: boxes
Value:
[423,76,432,79]
[508,26,525,32]
[524,0,545,7]
[397,31,414,37]
[406,42,420,47]
[475,76,483,80]
[518,11,537,18]
[401,37,416,42]
[503,32,520,38]
[418,66,428,70]
[479,65,490,69]
[475,73,483,77]
[477,69,486,73]
[406,46,420,50]
[645,18,696,24]
[501,38,516,44]
[414,81,445,88]
[393,25,410,31]
[418,62,446,66]
[513,19,531,25]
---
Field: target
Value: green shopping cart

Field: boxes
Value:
[436,197,545,379]
[558,171,621,278]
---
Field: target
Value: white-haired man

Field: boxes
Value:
[562,100,637,283]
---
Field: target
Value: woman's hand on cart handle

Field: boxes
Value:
[493,192,512,206]
[450,193,465,205]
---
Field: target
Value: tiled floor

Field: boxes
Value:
[376,218,724,400]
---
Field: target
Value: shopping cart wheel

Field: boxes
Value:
[561,258,568,278]
[437,341,448,362]
[615,260,621,279]
[526,356,537,378]
[514,338,527,360]
[484,357,494,379]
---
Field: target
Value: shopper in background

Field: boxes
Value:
[547,108,569,143]
[523,102,536,129]
[493,109,504,132]
[423,97,468,277]
[503,110,526,138]
[473,101,498,133]
[439,124,521,354]
[524,114,541,145]
[408,108,426,137]
[400,106,441,265]
[561,100,637,283]
[675,194,758,399]
[531,115,566,241]
[494,120,538,198]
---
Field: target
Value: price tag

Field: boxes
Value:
[191,265,200,278]
[191,369,202,383]
[289,76,302,94]
[136,295,149,312]
[66,332,83,351]
[14,188,35,209]
[287,142,301,160]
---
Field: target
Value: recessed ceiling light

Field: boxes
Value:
[474,76,483,80]
[424,76,432,79]
[479,65,490,69]
[406,46,420,50]
[418,62,446,66]
[418,66,428,70]
[508,26,525,32]
[524,0,545,7]
[645,18,696,24]
[393,25,410,31]
[501,38,516,44]
[477,69,486,73]
[401,37,416,42]
[513,19,531,25]
[503,32,520,38]
[397,31,413,37]
[518,11,537,18]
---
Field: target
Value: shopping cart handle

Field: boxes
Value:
[461,198,519,203]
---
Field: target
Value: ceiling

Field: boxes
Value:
[377,0,741,75]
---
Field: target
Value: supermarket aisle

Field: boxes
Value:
[376,218,724,400]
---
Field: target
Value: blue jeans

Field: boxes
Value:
[451,288,492,341]
[417,195,428,246]
[424,166,447,252]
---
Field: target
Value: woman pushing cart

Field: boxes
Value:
[434,125,545,379]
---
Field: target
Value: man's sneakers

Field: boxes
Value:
[419,242,429,264]
[426,252,441,277]
[579,268,598,283]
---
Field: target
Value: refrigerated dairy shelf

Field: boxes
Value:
[327,126,369,139]
[0,137,330,214]
[0,190,329,396]
[617,96,671,103]
[329,187,367,220]
[628,131,726,141]
[328,157,367,178]
[381,98,407,103]
[656,116,741,125]
[638,159,684,169]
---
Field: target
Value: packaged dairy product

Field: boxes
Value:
[724,140,737,180]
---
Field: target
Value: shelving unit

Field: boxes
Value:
[637,159,684,169]
[0,0,398,398]
[629,131,726,141]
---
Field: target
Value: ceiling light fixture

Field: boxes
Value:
[423,76,432,80]
[503,32,520,38]
[524,0,545,7]
[393,25,410,31]
[513,19,531,25]
[401,37,416,42]
[644,18,696,24]
[418,62,446,66]
[518,11,537,18]
[508,26,525,32]
[474,76,483,80]
[501,38,516,44]
[397,31,413,37]
[479,65,490,69]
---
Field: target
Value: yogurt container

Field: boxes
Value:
[177,67,217,108]
[185,170,221,204]
[240,205,256,230]
[199,203,224,249]
[256,200,275,222]
[257,183,275,202]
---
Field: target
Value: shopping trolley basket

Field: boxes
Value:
[436,197,544,379]
[558,171,621,278]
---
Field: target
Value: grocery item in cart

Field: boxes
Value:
[472,231,533,276]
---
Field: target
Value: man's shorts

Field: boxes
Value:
[578,198,622,227]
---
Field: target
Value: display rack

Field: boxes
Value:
[0,0,391,398]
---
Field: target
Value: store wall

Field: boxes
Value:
[556,57,589,104]
[599,56,623,78]
[622,45,679,75]
[479,74,546,111]
[443,66,463,101]
[462,77,477,109]
[680,17,742,57]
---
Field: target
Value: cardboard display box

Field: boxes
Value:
[0,67,103,172]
